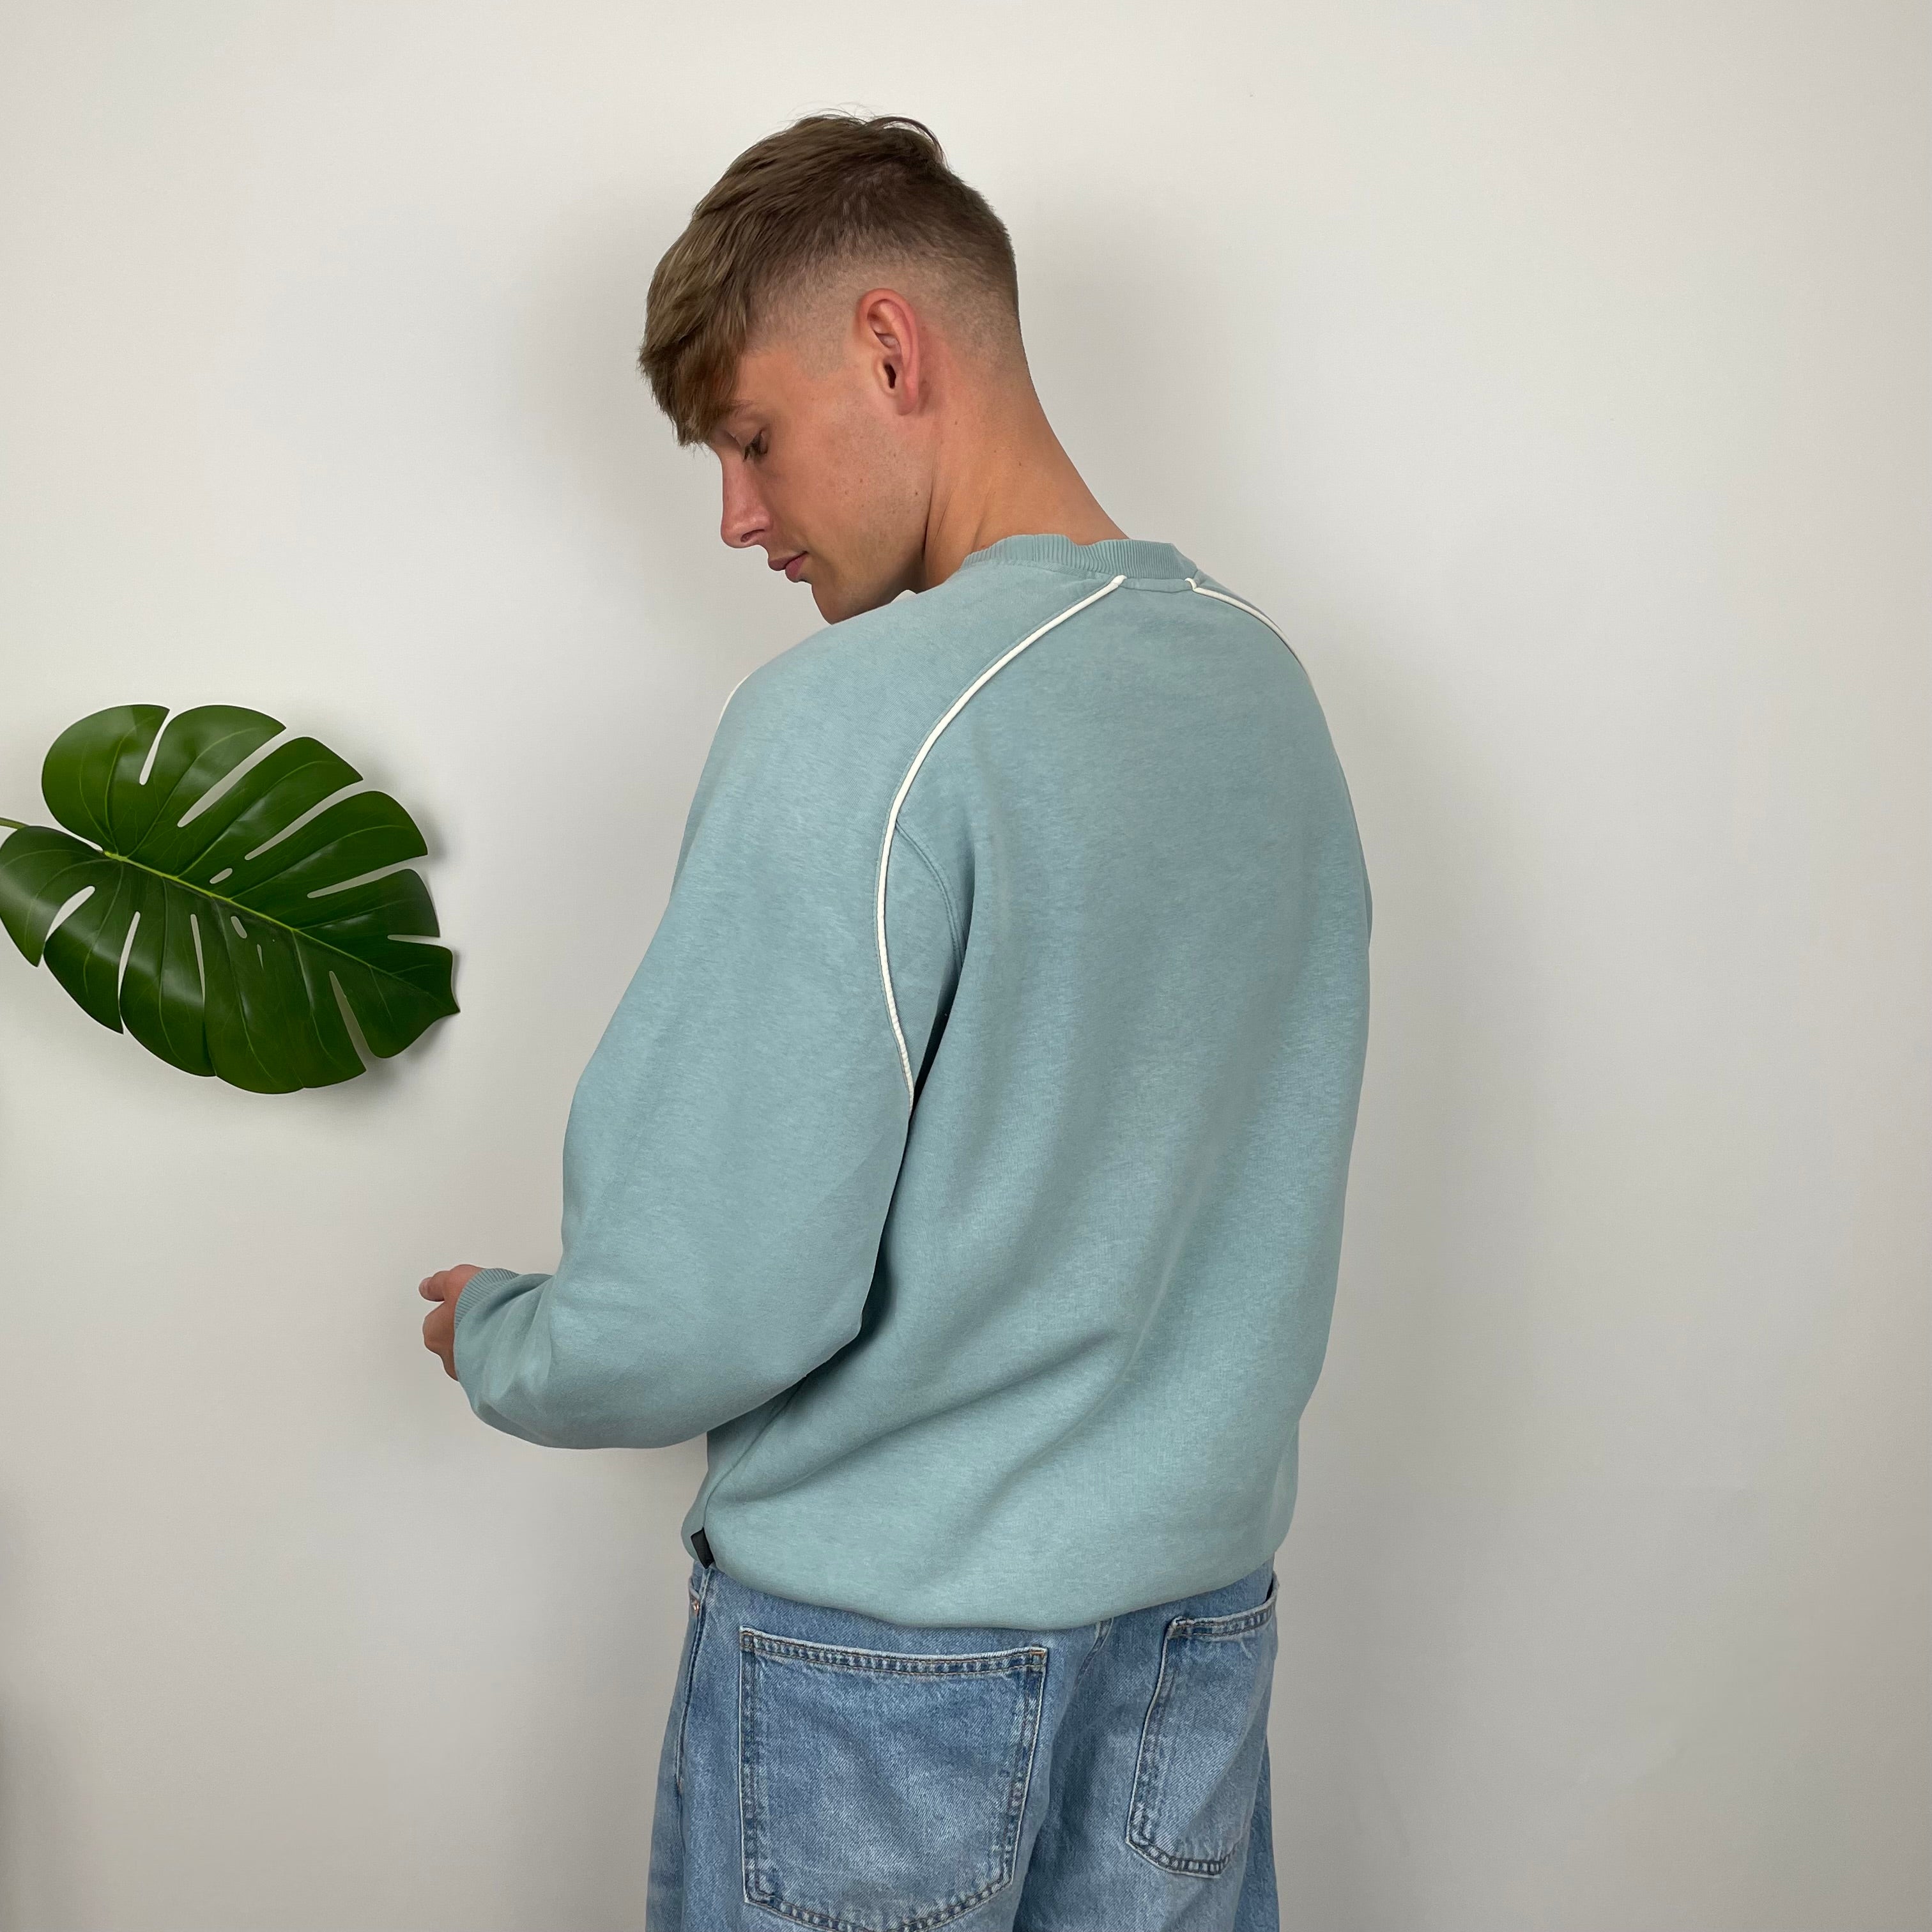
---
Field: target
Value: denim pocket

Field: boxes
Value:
[1127,1570,1279,1878]
[737,1627,1048,1931]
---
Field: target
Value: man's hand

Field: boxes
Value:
[420,1265,482,1381]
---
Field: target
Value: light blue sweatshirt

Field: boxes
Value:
[454,534,1371,1629]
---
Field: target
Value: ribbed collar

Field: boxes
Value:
[955,533,1199,585]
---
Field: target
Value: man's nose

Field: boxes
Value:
[719,468,768,550]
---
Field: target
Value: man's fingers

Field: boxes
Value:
[418,1268,479,1303]
[417,1270,471,1383]
[423,1305,458,1372]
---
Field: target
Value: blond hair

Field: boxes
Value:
[639,112,1021,447]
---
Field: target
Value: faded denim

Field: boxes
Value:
[646,1554,1281,1932]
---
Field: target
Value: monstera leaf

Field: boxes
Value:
[0,703,457,1092]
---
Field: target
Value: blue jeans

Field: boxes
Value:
[645,1552,1280,1931]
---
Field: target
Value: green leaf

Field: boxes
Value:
[0,703,458,1092]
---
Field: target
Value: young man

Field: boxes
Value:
[420,112,1370,1931]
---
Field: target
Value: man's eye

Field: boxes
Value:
[746,433,768,460]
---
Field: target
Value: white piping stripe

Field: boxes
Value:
[875,573,1128,1103]
[715,666,755,729]
[1184,578,1301,663]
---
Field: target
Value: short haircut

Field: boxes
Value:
[639,112,1022,447]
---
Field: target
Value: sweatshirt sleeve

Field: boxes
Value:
[451,666,962,1450]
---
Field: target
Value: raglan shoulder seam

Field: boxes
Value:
[1184,576,1305,670]
[873,572,1129,1103]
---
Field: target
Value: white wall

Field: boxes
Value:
[1,4,1924,1928]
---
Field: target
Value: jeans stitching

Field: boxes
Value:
[1126,1618,1188,1868]
[740,1628,1050,1676]
[1124,1572,1278,1878]
[1067,1616,1114,1699]
[1168,1572,1279,1640]
[737,1630,1049,1931]
[674,1563,714,1802]
[739,1624,765,1911]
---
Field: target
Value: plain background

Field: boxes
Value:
[1,3,1926,1928]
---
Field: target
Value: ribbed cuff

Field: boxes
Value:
[453,1265,524,1322]
[449,1266,530,1391]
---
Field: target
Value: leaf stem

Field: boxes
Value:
[0,816,27,831]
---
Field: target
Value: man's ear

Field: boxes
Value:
[855,288,922,415]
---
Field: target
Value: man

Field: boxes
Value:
[420,111,1370,1931]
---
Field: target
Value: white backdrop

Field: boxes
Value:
[1,4,1925,1928]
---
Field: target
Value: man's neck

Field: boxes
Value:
[914,390,1126,591]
